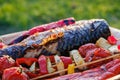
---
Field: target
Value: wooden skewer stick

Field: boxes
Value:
[52,61,75,67]
[31,53,120,80]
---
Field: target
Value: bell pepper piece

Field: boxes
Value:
[60,56,72,68]
[67,64,75,74]
[107,35,117,45]
[2,67,29,80]
[0,42,6,49]
[117,45,120,50]
[94,48,111,57]
[38,55,48,75]
[16,58,37,67]
[0,55,15,75]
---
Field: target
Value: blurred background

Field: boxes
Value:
[0,0,120,35]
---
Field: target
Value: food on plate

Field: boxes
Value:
[1,18,120,80]
[9,17,75,45]
[0,19,110,59]
[0,42,119,79]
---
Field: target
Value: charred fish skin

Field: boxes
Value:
[0,19,111,59]
[39,19,111,56]
[0,46,27,59]
[56,19,111,54]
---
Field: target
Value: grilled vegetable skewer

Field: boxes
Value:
[31,53,120,80]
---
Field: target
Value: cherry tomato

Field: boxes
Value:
[107,35,117,45]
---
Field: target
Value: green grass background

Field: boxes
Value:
[0,0,120,35]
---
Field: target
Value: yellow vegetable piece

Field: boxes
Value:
[67,64,75,74]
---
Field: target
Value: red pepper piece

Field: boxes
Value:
[85,48,112,68]
[107,35,117,45]
[78,43,97,57]
[117,45,120,50]
[38,55,48,75]
[0,55,15,75]
[16,58,37,67]
[48,56,55,63]
[60,56,72,68]
[2,67,29,80]
[94,48,111,57]
[0,42,5,49]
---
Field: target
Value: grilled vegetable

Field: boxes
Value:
[85,48,112,68]
[54,55,65,75]
[47,57,56,73]
[108,45,120,53]
[70,50,86,70]
[38,55,48,75]
[29,62,36,73]
[60,56,72,68]
[67,64,75,74]
[0,55,15,75]
[96,37,120,54]
[9,17,75,45]
[16,58,37,67]
[107,35,117,45]
[2,67,29,80]
[78,43,97,57]
[0,19,111,59]
[96,37,112,50]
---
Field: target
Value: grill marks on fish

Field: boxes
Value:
[0,19,111,59]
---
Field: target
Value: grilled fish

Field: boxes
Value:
[0,19,111,59]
